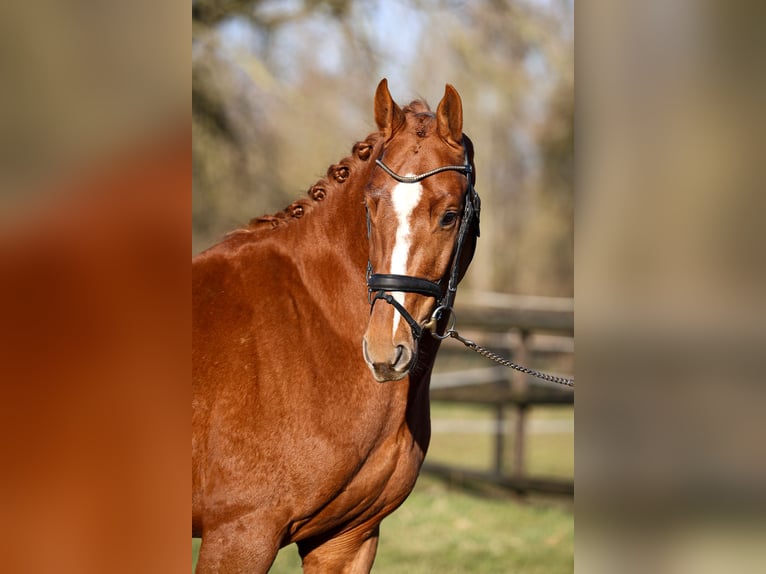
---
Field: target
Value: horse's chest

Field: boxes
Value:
[358,434,424,505]
[290,427,426,542]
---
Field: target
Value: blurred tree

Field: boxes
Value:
[521,70,574,296]
[192,0,375,253]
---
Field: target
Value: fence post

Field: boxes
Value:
[493,402,505,477]
[511,329,530,482]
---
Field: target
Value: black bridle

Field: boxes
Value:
[366,139,480,340]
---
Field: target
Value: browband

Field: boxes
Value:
[374,158,471,184]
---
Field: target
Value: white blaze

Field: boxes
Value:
[389,179,422,337]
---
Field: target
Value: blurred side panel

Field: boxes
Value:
[577,1,766,573]
[0,1,189,573]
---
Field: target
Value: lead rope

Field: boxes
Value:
[445,330,574,388]
[431,318,574,388]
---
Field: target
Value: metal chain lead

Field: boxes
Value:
[445,329,575,388]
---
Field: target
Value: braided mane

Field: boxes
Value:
[226,100,432,238]
[223,132,381,239]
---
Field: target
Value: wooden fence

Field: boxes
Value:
[424,292,574,495]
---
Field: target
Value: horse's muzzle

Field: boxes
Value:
[362,338,414,382]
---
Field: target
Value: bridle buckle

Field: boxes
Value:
[425,305,457,340]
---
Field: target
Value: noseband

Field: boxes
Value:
[366,139,481,340]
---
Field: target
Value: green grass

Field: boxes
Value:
[193,403,573,573]
[374,476,572,574]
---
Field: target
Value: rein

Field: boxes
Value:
[366,140,573,389]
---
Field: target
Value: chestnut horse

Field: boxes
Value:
[193,79,480,573]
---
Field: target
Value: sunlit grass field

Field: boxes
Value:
[193,403,573,573]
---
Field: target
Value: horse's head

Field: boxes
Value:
[362,79,480,383]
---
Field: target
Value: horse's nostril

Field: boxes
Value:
[392,344,412,370]
[362,338,414,382]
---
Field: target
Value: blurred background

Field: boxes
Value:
[193,0,574,572]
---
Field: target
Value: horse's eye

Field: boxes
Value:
[440,211,458,228]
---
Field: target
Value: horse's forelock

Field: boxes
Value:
[402,99,432,115]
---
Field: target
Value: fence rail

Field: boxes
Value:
[423,292,574,496]
[451,291,573,335]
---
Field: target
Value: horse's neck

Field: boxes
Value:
[276,165,373,327]
[298,185,368,276]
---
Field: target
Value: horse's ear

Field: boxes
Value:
[436,84,463,148]
[374,78,405,141]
